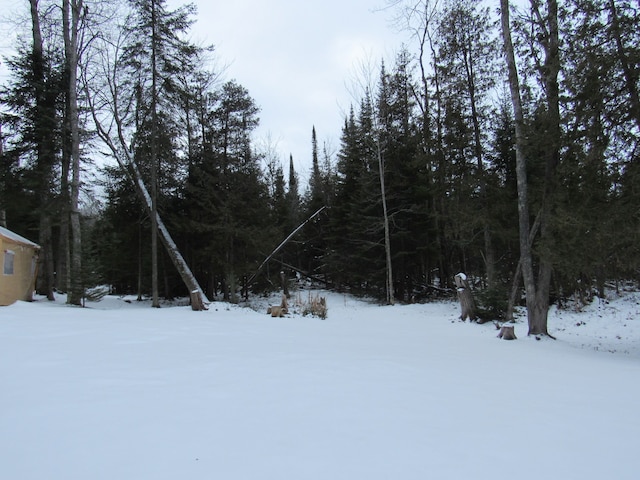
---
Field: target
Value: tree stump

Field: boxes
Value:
[190,290,208,311]
[498,324,517,340]
[454,273,477,321]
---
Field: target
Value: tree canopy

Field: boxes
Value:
[1,0,637,319]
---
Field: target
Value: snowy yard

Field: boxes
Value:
[1,289,639,479]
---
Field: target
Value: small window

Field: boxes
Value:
[4,250,15,275]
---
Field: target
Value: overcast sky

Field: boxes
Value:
[0,0,405,182]
[167,0,404,180]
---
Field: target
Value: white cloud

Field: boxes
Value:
[177,0,403,171]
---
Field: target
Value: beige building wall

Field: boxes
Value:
[1,234,40,306]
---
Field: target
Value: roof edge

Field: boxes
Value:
[0,226,41,249]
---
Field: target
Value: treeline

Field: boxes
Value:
[0,0,638,314]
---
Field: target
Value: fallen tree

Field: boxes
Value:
[246,206,326,288]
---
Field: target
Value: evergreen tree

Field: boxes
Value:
[376,50,430,301]
[0,4,67,300]
[435,0,500,288]
[325,92,389,295]
[184,80,270,301]
[123,0,200,306]
[286,154,301,231]
[96,164,150,296]
[299,127,331,282]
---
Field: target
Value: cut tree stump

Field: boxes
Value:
[190,290,208,311]
[454,273,477,322]
[498,324,517,340]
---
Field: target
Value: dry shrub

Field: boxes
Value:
[302,292,327,319]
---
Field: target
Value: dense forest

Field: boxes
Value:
[0,0,638,334]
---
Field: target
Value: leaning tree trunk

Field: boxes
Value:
[87,104,209,310]
[247,206,326,287]
[132,161,209,310]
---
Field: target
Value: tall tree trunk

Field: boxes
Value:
[500,0,559,336]
[500,0,538,334]
[30,0,55,301]
[64,0,83,305]
[59,1,72,295]
[532,0,560,336]
[377,139,395,306]
[150,0,160,307]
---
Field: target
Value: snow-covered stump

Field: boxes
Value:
[454,273,477,322]
[498,324,517,340]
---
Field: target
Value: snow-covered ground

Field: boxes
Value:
[1,288,639,479]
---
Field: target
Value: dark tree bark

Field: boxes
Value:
[455,273,476,321]
[500,0,559,337]
[150,0,160,308]
[63,0,83,306]
[30,0,55,301]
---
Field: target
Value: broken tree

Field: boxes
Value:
[455,273,477,321]
[247,206,326,287]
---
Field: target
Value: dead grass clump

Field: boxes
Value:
[301,292,327,319]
